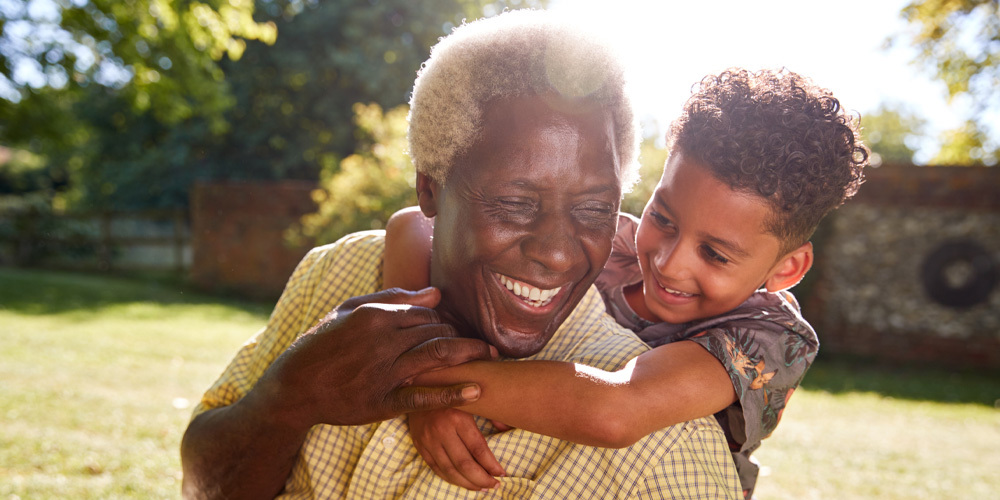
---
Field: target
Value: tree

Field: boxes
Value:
[198,0,544,183]
[621,136,668,217]
[0,0,276,138]
[859,102,927,166]
[291,102,415,245]
[892,0,999,165]
[0,0,544,211]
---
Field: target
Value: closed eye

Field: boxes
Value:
[648,210,673,229]
[701,245,729,265]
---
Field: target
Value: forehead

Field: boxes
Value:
[658,151,780,248]
[452,95,621,191]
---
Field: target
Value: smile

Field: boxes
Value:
[660,284,696,298]
[497,273,562,308]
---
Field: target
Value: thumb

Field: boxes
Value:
[391,383,481,414]
[380,286,442,309]
[340,287,442,311]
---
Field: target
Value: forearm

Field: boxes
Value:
[415,342,735,448]
[180,380,310,499]
[418,360,639,447]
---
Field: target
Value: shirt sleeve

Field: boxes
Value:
[685,309,818,452]
[191,248,327,417]
[595,212,642,306]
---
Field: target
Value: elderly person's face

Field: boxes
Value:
[416,95,622,358]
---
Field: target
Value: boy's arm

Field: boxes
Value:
[418,340,736,448]
[383,206,434,290]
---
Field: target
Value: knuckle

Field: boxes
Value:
[425,339,449,363]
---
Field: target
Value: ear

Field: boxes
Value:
[764,242,813,292]
[415,172,440,218]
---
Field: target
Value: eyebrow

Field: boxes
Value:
[510,179,621,196]
[656,196,752,259]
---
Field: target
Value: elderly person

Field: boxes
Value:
[181,10,740,499]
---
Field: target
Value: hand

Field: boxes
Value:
[409,409,506,491]
[250,287,497,431]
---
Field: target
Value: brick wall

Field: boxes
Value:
[805,165,1000,369]
[190,181,317,301]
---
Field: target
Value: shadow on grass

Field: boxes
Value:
[5,267,998,408]
[804,354,1000,408]
[0,266,272,317]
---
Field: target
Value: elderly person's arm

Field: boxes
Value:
[180,288,496,500]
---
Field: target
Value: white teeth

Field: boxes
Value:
[661,285,694,297]
[498,274,562,307]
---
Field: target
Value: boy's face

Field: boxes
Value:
[631,149,792,324]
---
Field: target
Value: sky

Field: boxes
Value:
[547,0,957,162]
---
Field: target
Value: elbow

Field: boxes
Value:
[586,409,644,449]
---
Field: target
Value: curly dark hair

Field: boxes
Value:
[668,68,868,253]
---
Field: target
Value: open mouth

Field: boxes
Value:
[659,284,696,298]
[496,273,562,308]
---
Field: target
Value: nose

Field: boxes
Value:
[522,211,583,274]
[651,237,694,281]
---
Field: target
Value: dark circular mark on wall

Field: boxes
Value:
[921,239,998,308]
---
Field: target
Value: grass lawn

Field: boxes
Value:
[1,267,998,499]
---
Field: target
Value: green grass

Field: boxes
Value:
[0,267,270,499]
[1,267,998,499]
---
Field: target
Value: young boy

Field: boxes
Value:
[383,68,868,498]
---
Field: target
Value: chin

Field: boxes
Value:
[486,326,553,359]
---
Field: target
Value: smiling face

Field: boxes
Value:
[418,95,622,358]
[627,149,808,325]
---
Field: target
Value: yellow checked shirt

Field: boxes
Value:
[195,231,741,499]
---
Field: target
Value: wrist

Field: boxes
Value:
[241,370,317,438]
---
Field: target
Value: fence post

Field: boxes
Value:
[98,211,112,271]
[173,209,185,274]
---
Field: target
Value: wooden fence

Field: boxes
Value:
[0,208,190,274]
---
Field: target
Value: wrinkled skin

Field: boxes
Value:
[417,95,623,358]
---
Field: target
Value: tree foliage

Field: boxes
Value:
[892,0,999,165]
[859,103,927,166]
[621,137,668,217]
[0,0,276,136]
[292,102,414,245]
[0,0,544,212]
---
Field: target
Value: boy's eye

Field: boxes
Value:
[702,245,729,265]
[649,210,673,227]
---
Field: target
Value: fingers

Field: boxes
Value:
[410,410,489,491]
[457,420,506,479]
[490,420,513,432]
[394,337,498,380]
[440,414,501,490]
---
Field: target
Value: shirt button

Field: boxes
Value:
[382,436,397,448]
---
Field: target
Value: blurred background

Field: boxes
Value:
[0,0,997,498]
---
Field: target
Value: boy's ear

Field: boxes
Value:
[764,242,813,292]
[415,172,440,218]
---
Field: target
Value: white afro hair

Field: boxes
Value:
[407,9,640,190]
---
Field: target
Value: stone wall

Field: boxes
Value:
[805,165,1000,368]
[189,181,317,301]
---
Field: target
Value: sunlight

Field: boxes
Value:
[574,356,636,386]
[548,0,953,159]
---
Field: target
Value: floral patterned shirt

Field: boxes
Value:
[595,214,819,499]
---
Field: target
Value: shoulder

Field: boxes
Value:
[292,230,386,306]
[536,286,649,371]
